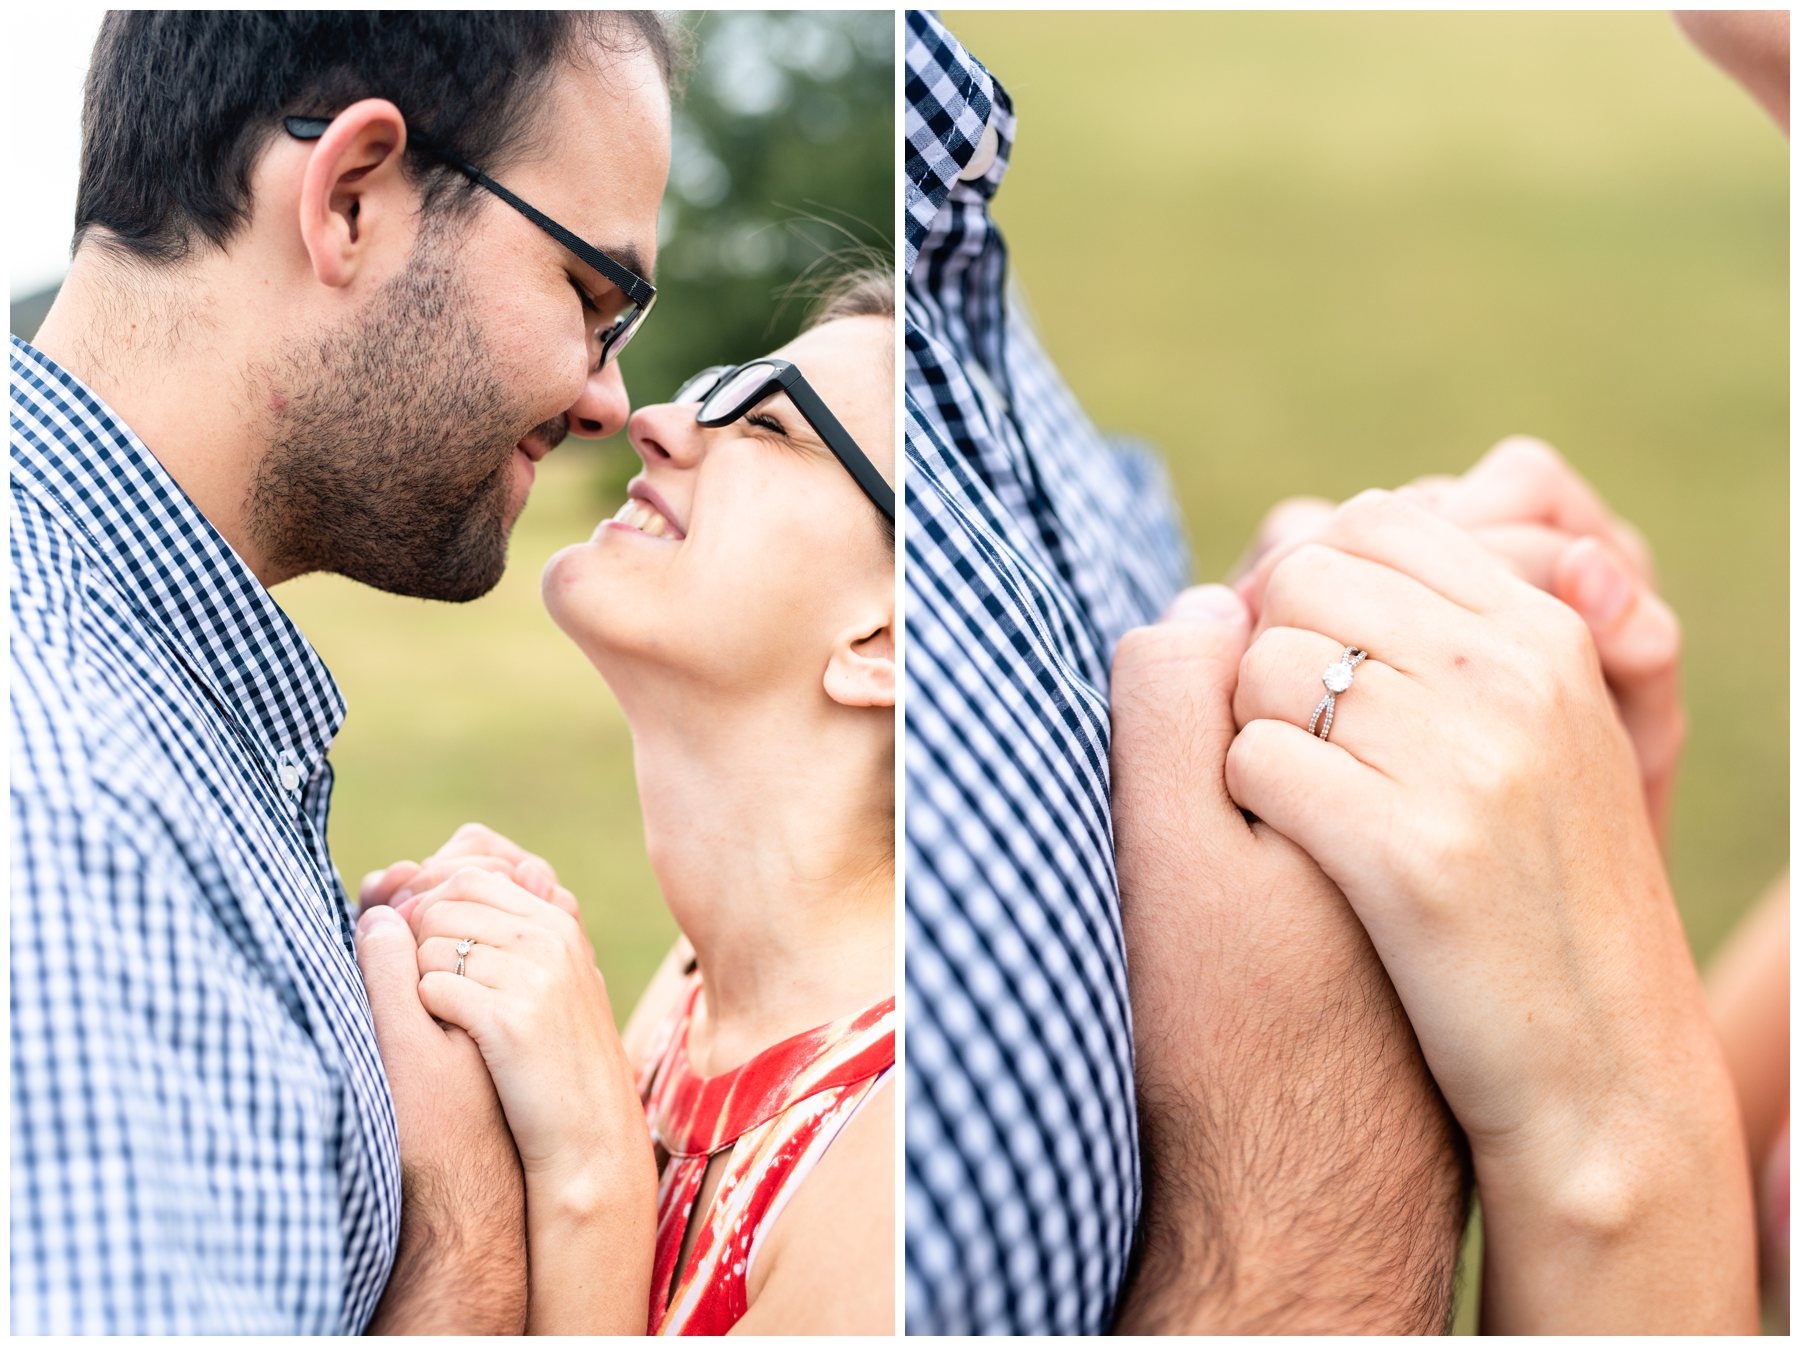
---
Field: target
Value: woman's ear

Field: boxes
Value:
[295,99,411,289]
[823,614,896,709]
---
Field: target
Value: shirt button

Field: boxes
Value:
[277,750,303,793]
[958,119,999,183]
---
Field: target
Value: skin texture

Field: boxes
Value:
[1228,490,1755,1333]
[29,39,671,1333]
[1706,872,1790,1306]
[1675,10,1790,131]
[1109,587,1469,1334]
[362,315,898,1332]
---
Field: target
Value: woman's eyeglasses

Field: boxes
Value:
[674,360,894,521]
[283,115,655,372]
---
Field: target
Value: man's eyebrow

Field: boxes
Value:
[600,243,653,287]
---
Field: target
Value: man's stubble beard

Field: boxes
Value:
[249,224,535,602]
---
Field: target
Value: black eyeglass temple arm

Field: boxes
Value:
[783,376,895,521]
[282,116,653,307]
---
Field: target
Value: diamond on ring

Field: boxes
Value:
[454,937,475,976]
[1308,646,1368,742]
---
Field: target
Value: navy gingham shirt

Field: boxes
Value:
[904,13,1190,1335]
[10,337,400,1332]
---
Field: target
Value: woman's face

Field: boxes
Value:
[543,314,895,705]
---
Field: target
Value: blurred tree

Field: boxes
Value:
[602,11,893,454]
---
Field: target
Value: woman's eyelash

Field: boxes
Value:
[745,412,787,435]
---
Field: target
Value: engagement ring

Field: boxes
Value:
[454,938,475,977]
[1308,647,1368,742]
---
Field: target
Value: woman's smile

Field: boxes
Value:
[601,480,687,541]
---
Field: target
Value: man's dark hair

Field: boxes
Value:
[75,11,685,266]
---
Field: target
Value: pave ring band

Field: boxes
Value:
[454,938,475,977]
[1308,646,1368,742]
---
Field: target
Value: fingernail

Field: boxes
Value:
[357,904,403,938]
[1167,584,1246,624]
[392,886,415,904]
[1572,551,1630,626]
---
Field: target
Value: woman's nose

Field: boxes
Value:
[566,359,630,440]
[626,401,706,468]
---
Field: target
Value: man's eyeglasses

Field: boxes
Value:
[675,360,894,522]
[283,115,656,372]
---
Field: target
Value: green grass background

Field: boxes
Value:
[945,9,1786,1333]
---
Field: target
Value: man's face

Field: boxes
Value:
[253,42,671,601]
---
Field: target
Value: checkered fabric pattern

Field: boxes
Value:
[10,336,401,1332]
[903,12,1191,1335]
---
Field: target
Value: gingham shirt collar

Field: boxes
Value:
[905,12,1014,276]
[9,336,345,789]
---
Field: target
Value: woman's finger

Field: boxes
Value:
[1553,536,1684,836]
[417,968,498,1036]
[1247,490,1521,620]
[1234,626,1416,774]
[389,854,518,905]
[410,895,543,953]
[1224,717,1399,902]
[417,934,527,990]
[430,822,552,876]
[407,866,555,928]
[1229,495,1336,585]
[1467,522,1573,591]
[1434,436,1656,582]
[1255,543,1467,675]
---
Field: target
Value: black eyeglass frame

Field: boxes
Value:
[680,359,894,522]
[283,114,656,370]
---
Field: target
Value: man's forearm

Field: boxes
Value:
[1117,1067,1469,1334]
[1113,901,1471,1336]
[368,1169,528,1335]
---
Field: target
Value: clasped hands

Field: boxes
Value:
[1111,436,1755,1333]
[353,825,655,1334]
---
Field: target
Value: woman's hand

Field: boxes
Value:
[360,820,578,916]
[1228,489,1754,1333]
[1233,438,1685,840]
[402,869,653,1189]
[400,866,658,1334]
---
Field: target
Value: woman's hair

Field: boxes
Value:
[805,267,895,328]
[800,262,895,546]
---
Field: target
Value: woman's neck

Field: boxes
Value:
[625,688,894,1074]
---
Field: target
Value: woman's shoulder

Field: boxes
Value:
[737,1077,895,1333]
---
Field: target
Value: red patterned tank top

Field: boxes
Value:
[636,975,894,1335]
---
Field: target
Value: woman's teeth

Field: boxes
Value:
[613,496,676,538]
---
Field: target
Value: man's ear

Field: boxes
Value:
[296,99,412,289]
[823,613,896,709]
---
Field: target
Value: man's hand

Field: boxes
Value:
[1109,584,1468,1334]
[356,905,528,1335]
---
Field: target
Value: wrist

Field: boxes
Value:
[1474,1078,1747,1242]
[526,1140,657,1227]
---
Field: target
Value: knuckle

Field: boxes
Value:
[1111,623,1193,685]
[1335,487,1401,533]
[1490,433,1563,477]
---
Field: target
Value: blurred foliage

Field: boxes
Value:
[608,11,893,414]
[947,9,1786,1333]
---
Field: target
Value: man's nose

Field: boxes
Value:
[566,359,630,440]
[626,401,706,469]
